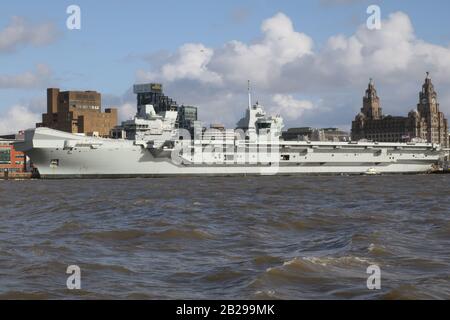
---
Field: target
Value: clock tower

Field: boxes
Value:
[361,78,383,119]
[352,74,448,147]
[418,72,438,115]
[416,72,448,147]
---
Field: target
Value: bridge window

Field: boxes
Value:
[257,123,271,129]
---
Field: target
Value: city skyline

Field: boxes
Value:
[1,0,450,134]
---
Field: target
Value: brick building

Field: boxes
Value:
[351,74,449,147]
[38,88,118,137]
[0,136,26,174]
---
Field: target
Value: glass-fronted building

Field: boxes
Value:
[133,83,178,114]
[178,106,198,131]
[133,83,198,132]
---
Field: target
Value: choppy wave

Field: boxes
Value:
[381,285,437,300]
[152,228,214,240]
[368,243,390,256]
[83,229,147,241]
[0,291,51,300]
[201,269,244,282]
[52,221,86,233]
[82,262,136,275]
[1,175,449,299]
[265,256,374,277]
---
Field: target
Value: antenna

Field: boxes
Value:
[248,80,252,108]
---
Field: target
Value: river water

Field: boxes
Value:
[0,175,449,299]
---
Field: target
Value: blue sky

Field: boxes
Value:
[1,0,450,133]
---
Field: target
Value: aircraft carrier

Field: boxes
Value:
[16,85,443,178]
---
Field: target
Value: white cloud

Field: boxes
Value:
[208,12,313,89]
[118,102,136,121]
[0,64,54,89]
[0,105,40,135]
[138,43,222,85]
[135,11,450,129]
[270,94,314,120]
[0,16,59,53]
[139,12,313,91]
[319,12,416,77]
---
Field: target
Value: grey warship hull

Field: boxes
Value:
[17,127,441,179]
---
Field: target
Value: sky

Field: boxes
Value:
[1,0,450,134]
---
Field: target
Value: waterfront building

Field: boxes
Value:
[282,127,349,142]
[202,124,236,141]
[38,88,118,137]
[133,83,178,114]
[178,105,198,131]
[322,128,351,142]
[0,134,26,174]
[351,74,449,147]
[282,127,324,141]
[132,83,198,132]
